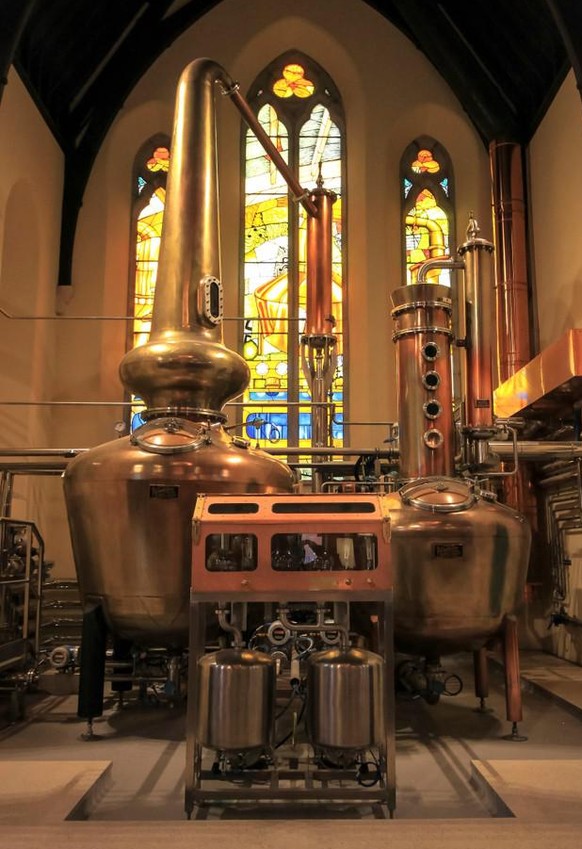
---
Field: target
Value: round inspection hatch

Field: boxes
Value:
[399,478,476,513]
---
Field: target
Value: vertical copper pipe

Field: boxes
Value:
[490,142,537,550]
[489,141,531,383]
[502,615,523,723]
[458,220,495,429]
[306,187,336,336]
[473,647,489,701]
[301,184,338,450]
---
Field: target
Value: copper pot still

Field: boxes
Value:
[63,59,294,646]
[389,229,531,656]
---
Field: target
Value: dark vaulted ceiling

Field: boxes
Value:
[2,0,582,286]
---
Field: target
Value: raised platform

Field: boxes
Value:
[472,759,582,820]
[1,819,581,849]
[0,760,112,823]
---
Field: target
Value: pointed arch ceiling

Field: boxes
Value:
[5,0,579,285]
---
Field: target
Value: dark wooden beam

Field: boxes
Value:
[389,0,523,144]
[57,0,218,286]
[0,0,38,107]
[545,0,582,103]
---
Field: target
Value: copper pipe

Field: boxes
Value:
[416,257,464,285]
[502,614,523,723]
[489,141,531,382]
[225,86,318,219]
[458,218,495,429]
[489,143,536,549]
[473,647,489,702]
[301,184,338,449]
[306,185,336,336]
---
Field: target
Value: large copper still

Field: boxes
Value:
[63,60,294,651]
[388,223,530,657]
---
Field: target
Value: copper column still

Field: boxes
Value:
[390,283,455,479]
[64,59,295,648]
[302,178,338,450]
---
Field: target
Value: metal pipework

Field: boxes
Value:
[216,605,243,648]
[416,258,465,285]
[223,83,318,219]
[391,283,454,478]
[278,606,349,651]
[302,180,338,449]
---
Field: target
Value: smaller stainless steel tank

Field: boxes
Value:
[307,648,385,750]
[196,648,275,752]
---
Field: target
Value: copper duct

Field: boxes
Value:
[489,141,535,525]
[489,141,531,382]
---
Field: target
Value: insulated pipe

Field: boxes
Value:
[458,218,495,430]
[302,182,338,449]
[305,183,337,337]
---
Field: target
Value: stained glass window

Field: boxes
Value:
[401,137,454,286]
[242,54,346,450]
[128,136,171,430]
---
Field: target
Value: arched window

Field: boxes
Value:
[241,53,346,449]
[401,137,454,286]
[128,135,170,429]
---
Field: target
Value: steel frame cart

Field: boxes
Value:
[185,492,396,818]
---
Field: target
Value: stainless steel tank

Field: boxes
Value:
[307,647,385,750]
[63,59,294,647]
[386,478,530,655]
[196,648,275,752]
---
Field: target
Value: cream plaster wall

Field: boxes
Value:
[529,70,582,350]
[0,70,64,571]
[68,0,489,455]
[2,0,491,578]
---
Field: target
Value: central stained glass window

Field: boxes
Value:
[241,55,346,450]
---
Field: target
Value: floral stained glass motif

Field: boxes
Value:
[411,149,440,174]
[273,64,315,99]
[146,146,170,172]
[401,138,454,287]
